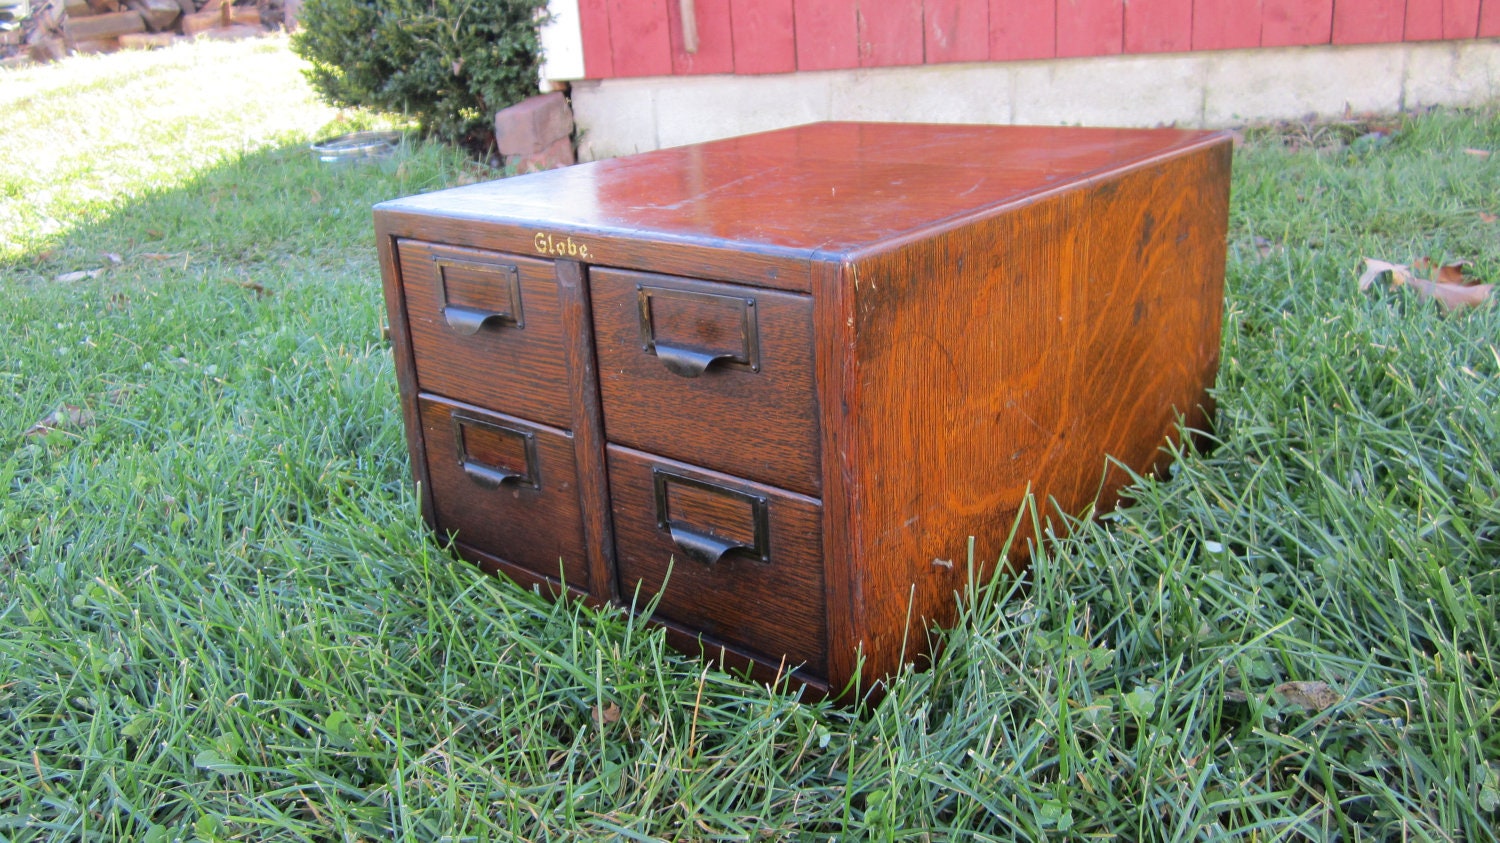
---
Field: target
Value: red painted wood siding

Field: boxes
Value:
[990,0,1056,60]
[1193,0,1263,49]
[925,0,989,63]
[1056,0,1125,57]
[1126,0,1194,52]
[580,0,1498,80]
[1482,0,1500,36]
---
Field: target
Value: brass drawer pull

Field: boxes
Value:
[435,255,524,335]
[666,525,747,567]
[652,468,769,566]
[637,284,759,378]
[451,411,540,490]
[651,344,737,379]
[461,461,527,489]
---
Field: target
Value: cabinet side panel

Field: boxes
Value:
[844,142,1230,684]
[376,218,435,526]
[813,259,861,699]
[842,191,1087,684]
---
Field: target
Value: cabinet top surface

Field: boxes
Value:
[378,122,1228,257]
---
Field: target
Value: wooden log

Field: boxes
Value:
[173,0,195,14]
[65,9,144,39]
[64,0,93,16]
[119,30,177,47]
[195,22,259,38]
[179,8,220,32]
[140,0,181,28]
[85,0,121,12]
[71,36,121,52]
[27,36,67,61]
[228,5,258,25]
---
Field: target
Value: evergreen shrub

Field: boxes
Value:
[291,0,547,153]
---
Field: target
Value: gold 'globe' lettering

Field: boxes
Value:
[533,232,593,260]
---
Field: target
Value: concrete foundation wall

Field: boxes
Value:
[571,39,1500,161]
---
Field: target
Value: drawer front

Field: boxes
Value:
[420,396,589,588]
[590,268,820,496]
[608,445,826,675]
[399,240,570,429]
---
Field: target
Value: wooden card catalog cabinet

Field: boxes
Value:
[375,122,1232,698]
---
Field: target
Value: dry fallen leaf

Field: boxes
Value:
[592,702,621,727]
[235,280,273,297]
[1410,278,1495,312]
[1433,260,1473,285]
[1481,212,1498,224]
[1357,257,1413,290]
[55,268,106,283]
[1463,148,1492,158]
[24,404,95,438]
[1359,256,1494,313]
[1274,680,1342,712]
[103,253,123,265]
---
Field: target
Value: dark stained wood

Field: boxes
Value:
[380,124,1220,261]
[375,227,435,527]
[590,267,821,496]
[419,396,590,587]
[833,140,1230,684]
[374,122,1233,699]
[398,240,572,429]
[557,259,618,601]
[608,445,828,676]
[811,257,861,700]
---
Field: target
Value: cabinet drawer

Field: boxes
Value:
[420,396,589,588]
[608,445,826,675]
[399,240,570,429]
[590,268,820,496]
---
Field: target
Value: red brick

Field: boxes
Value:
[495,92,574,157]
[505,135,576,174]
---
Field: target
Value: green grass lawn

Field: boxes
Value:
[1,37,1498,841]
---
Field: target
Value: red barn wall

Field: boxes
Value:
[583,0,1498,78]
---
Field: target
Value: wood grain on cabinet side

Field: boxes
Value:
[375,221,435,527]
[839,140,1230,685]
[812,257,862,700]
[558,260,618,602]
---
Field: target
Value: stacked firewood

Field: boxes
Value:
[2,0,284,65]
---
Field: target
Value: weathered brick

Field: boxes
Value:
[504,134,576,174]
[495,92,574,157]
